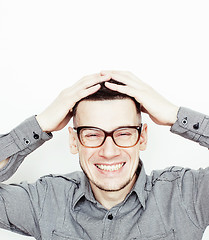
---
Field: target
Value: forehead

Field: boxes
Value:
[74,99,140,130]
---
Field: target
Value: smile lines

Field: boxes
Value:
[95,163,125,171]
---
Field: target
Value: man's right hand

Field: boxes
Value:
[36,73,111,132]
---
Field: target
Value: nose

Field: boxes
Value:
[98,136,120,158]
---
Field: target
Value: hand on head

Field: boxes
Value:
[36,71,179,133]
[36,73,111,132]
[100,70,179,126]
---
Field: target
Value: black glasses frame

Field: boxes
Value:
[73,124,142,148]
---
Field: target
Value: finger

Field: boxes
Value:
[101,71,139,88]
[56,111,73,130]
[75,84,101,102]
[84,72,111,82]
[86,75,111,89]
[63,75,103,104]
[81,74,111,89]
[85,83,101,93]
[104,81,136,98]
[110,72,136,86]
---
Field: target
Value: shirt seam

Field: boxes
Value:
[37,179,49,222]
[176,175,205,231]
[152,190,171,233]
[0,195,11,229]
[11,129,25,151]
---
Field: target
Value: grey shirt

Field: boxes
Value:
[0,107,209,240]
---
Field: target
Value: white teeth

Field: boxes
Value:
[96,163,124,171]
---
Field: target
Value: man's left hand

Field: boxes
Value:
[101,70,179,126]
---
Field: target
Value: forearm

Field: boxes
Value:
[0,158,9,169]
[171,107,209,148]
[0,116,52,182]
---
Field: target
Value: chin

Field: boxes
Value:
[91,177,134,192]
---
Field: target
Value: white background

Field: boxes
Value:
[0,0,209,239]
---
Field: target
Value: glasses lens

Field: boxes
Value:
[80,128,105,147]
[113,128,139,147]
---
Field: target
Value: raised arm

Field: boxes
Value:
[0,73,111,181]
[36,73,111,132]
[101,70,209,148]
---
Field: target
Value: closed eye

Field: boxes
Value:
[115,132,132,137]
[85,134,102,137]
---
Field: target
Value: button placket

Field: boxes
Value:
[102,212,116,240]
[107,214,113,220]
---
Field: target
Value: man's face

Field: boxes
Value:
[69,99,147,193]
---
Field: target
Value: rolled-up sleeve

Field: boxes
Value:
[0,116,52,182]
[170,107,209,148]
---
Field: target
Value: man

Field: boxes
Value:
[0,71,208,239]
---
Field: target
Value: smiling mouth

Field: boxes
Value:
[95,163,126,172]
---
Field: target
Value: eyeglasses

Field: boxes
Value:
[73,125,142,148]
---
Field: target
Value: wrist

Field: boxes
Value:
[168,105,179,126]
[36,114,48,132]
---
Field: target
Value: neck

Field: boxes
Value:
[90,174,137,210]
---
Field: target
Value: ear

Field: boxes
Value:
[68,127,79,154]
[139,124,148,151]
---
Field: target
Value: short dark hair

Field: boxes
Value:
[72,79,141,117]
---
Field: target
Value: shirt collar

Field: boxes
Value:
[72,161,148,210]
[130,162,147,209]
[72,172,97,210]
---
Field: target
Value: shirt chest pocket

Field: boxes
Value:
[130,229,176,240]
[51,230,84,240]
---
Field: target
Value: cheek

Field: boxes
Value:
[126,148,140,164]
[78,147,96,166]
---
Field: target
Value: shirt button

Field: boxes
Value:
[33,132,39,139]
[182,117,188,125]
[193,123,199,130]
[24,138,30,145]
[108,214,113,220]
